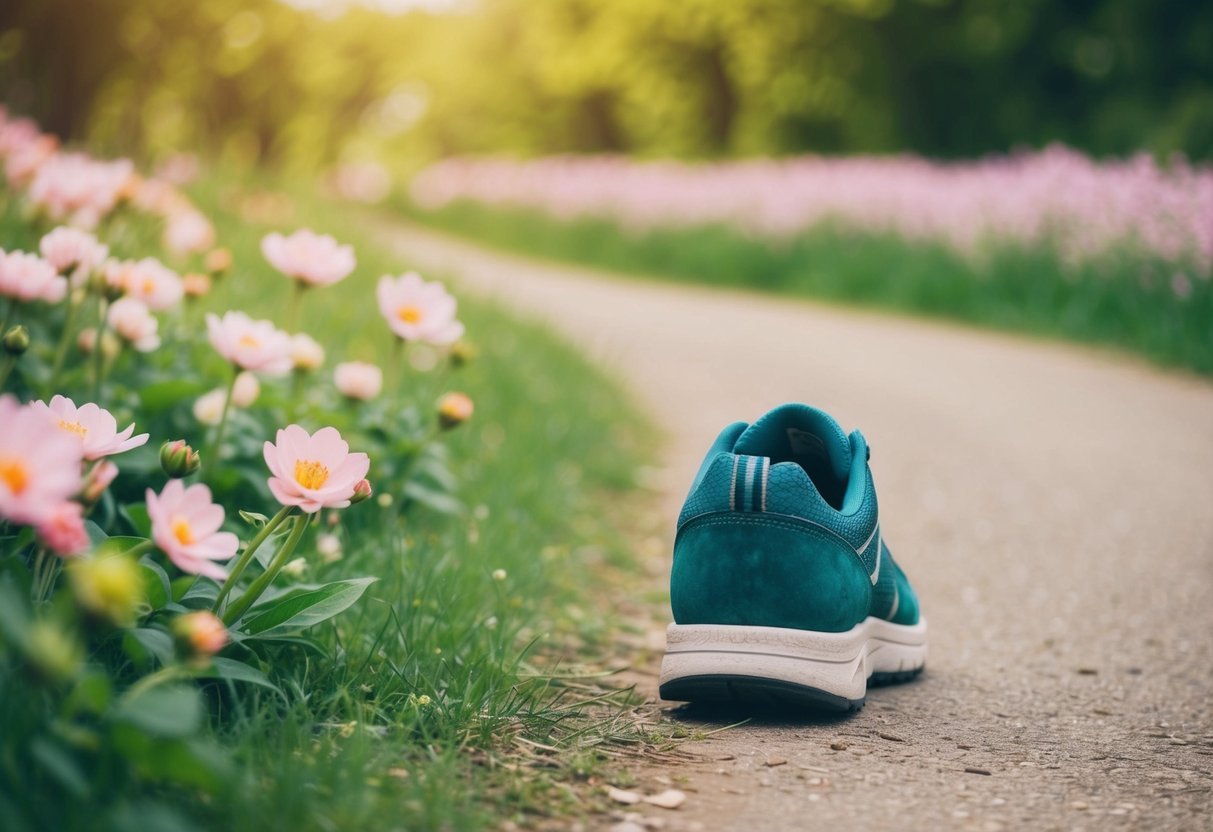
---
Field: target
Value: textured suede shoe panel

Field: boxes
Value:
[671,513,873,633]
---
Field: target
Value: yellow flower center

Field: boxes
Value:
[238,334,260,349]
[142,277,156,294]
[294,459,330,490]
[171,516,195,546]
[0,458,29,494]
[58,419,89,438]
[397,305,423,324]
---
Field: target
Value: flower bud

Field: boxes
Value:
[25,620,82,685]
[350,478,373,504]
[83,460,119,503]
[290,333,325,371]
[449,340,477,368]
[182,272,212,298]
[3,325,30,356]
[231,371,260,408]
[171,610,228,662]
[205,247,233,277]
[160,440,201,478]
[437,392,474,430]
[68,553,144,627]
[77,327,121,360]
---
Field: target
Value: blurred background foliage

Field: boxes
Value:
[1,0,1211,174]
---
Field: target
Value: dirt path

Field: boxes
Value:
[378,220,1213,830]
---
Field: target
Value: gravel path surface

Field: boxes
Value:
[380,220,1213,831]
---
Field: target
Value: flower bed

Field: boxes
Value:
[1,108,649,828]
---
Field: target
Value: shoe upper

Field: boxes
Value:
[671,403,920,633]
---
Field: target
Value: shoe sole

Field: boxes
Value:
[658,617,928,711]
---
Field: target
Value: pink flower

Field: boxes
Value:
[40,227,108,276]
[290,333,325,370]
[105,258,183,310]
[333,361,383,401]
[107,297,161,352]
[83,460,119,502]
[261,229,356,287]
[27,153,134,229]
[0,395,84,526]
[376,272,465,345]
[3,135,56,188]
[206,311,293,375]
[263,425,370,514]
[164,211,216,257]
[0,249,67,304]
[30,395,149,460]
[146,479,239,580]
[37,502,90,557]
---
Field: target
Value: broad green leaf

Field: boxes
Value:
[139,559,172,610]
[238,577,377,636]
[194,657,283,696]
[129,628,175,665]
[120,503,152,538]
[112,684,202,738]
[65,671,114,717]
[30,737,90,799]
[96,536,150,557]
[176,578,220,608]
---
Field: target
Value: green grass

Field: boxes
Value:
[406,200,1213,375]
[0,177,657,830]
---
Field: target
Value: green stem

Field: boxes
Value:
[390,338,406,394]
[31,547,49,603]
[222,514,309,625]
[46,289,82,394]
[202,366,238,482]
[91,298,108,400]
[287,282,306,332]
[0,298,14,335]
[122,664,188,702]
[0,354,14,390]
[212,505,295,613]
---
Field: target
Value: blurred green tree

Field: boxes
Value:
[1,0,1209,167]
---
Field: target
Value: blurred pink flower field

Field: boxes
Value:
[412,149,1213,274]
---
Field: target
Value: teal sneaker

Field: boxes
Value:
[659,403,926,711]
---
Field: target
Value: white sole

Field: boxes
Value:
[658,617,928,710]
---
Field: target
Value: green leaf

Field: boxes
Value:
[129,628,175,665]
[0,573,31,646]
[112,684,202,738]
[65,671,113,717]
[120,503,152,538]
[30,737,90,799]
[176,578,219,607]
[138,379,208,414]
[238,577,377,637]
[194,657,283,696]
[140,559,172,610]
[96,536,150,557]
[238,510,269,528]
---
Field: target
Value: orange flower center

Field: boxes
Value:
[238,334,260,349]
[397,305,423,324]
[171,516,195,545]
[58,419,89,438]
[0,458,29,494]
[294,459,330,490]
[142,277,156,294]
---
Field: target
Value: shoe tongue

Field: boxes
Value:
[733,403,852,481]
